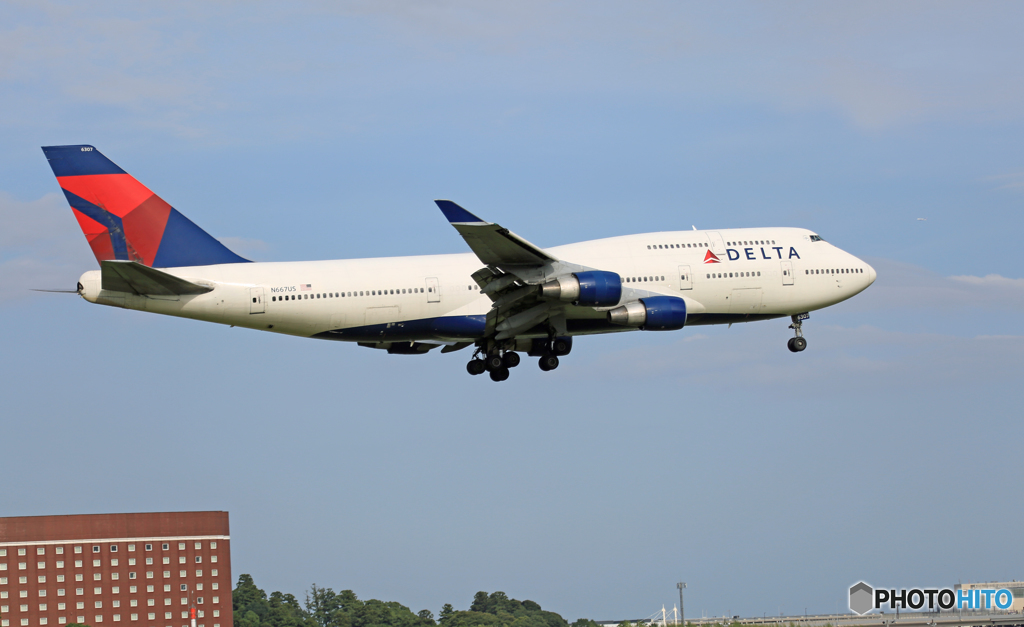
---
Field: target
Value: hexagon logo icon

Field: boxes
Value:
[849,582,874,615]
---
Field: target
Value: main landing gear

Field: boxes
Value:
[787,313,808,353]
[465,337,570,381]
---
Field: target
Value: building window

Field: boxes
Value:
[0,578,6,585]
[111,588,118,595]
[113,616,120,623]
[162,572,169,579]
[209,557,216,564]
[209,543,216,550]
[130,615,137,621]
[56,561,64,569]
[36,549,45,556]
[147,600,154,607]
[161,558,169,566]
[75,575,83,582]
[18,564,25,571]
[94,574,101,581]
[146,573,153,579]
[76,590,83,596]
[55,548,63,556]
[127,559,135,567]
[38,590,46,597]
[179,571,186,578]
[178,557,185,565]
[110,546,117,553]
[112,601,120,608]
[111,560,118,567]
[196,598,202,605]
[93,561,100,568]
[38,577,46,584]
[95,616,102,623]
[18,578,26,585]
[179,598,187,606]
[57,590,65,597]
[210,584,217,591]
[161,545,168,551]
[195,571,202,578]
[164,613,171,620]
[144,545,152,552]
[40,604,48,611]
[128,573,136,580]
[95,602,103,609]
[127,546,134,553]
[94,588,101,595]
[58,603,65,610]
[58,618,66,625]
[177,544,184,551]
[92,547,100,554]
[37,562,45,570]
[57,576,65,583]
[210,571,217,577]
[193,543,201,551]
[17,550,25,557]
[162,586,169,593]
[111,574,119,581]
[147,614,155,621]
[130,600,137,608]
[75,561,82,568]
[212,611,219,618]
[74,548,81,555]
[0,564,5,572]
[0,550,5,557]
[194,557,201,564]
[195,585,202,592]
[20,605,28,611]
[163,600,170,607]
[77,603,85,610]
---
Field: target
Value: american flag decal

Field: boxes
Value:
[300,284,312,290]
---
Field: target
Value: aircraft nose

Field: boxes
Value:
[865,261,877,286]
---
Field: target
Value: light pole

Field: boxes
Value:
[678,583,687,627]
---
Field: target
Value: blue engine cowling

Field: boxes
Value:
[575,271,622,307]
[540,271,623,307]
[607,296,687,331]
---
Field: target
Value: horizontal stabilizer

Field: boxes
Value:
[101,260,213,296]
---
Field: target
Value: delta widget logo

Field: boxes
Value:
[703,250,721,264]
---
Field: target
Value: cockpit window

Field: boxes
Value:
[810,234,825,242]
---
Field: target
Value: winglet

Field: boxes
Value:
[435,200,487,224]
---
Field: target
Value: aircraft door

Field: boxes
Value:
[780,261,794,286]
[678,265,693,290]
[425,277,441,303]
[707,231,726,255]
[249,287,266,313]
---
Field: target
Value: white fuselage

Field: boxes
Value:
[77,227,875,343]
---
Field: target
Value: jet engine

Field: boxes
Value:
[607,296,687,331]
[538,271,622,307]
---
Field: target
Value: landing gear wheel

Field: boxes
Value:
[502,352,521,368]
[789,336,807,352]
[489,366,510,382]
[466,359,486,375]
[787,313,808,353]
[538,354,560,371]
[485,354,504,371]
[551,338,571,355]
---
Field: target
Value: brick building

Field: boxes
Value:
[0,512,231,627]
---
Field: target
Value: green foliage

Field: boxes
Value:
[447,591,569,627]
[233,579,581,627]
[234,575,435,627]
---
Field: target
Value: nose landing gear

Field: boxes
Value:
[787,313,809,353]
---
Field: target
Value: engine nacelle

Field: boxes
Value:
[607,296,687,331]
[538,271,622,307]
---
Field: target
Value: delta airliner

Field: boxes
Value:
[43,145,876,381]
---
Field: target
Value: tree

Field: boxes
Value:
[439,605,455,624]
[419,611,435,622]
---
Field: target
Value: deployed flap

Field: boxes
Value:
[101,260,213,296]
[435,200,555,266]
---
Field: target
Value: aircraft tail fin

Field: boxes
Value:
[41,145,249,268]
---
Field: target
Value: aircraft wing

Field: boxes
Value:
[435,200,592,339]
[435,200,556,267]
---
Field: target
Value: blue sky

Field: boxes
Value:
[1,1,1022,622]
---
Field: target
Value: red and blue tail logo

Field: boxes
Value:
[42,145,248,268]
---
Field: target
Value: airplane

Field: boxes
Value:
[42,144,876,382]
